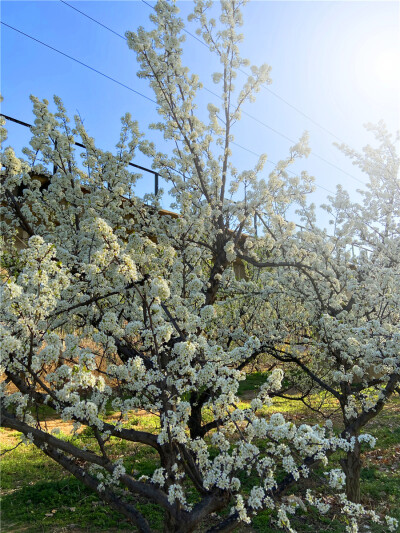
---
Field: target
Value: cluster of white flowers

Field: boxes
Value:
[167,484,189,508]
[234,495,251,524]
[224,241,236,262]
[149,276,170,301]
[326,468,346,490]
[358,434,376,449]
[151,467,166,487]
[111,460,126,483]
[305,490,330,514]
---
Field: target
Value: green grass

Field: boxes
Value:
[237,372,271,396]
[1,432,66,491]
[1,388,399,533]
[0,434,120,531]
[252,508,344,533]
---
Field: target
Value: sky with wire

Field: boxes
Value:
[1,0,399,226]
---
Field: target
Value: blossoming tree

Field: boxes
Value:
[1,1,398,532]
[227,122,400,505]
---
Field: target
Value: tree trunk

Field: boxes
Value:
[163,512,179,533]
[188,402,203,439]
[188,390,209,438]
[341,438,362,503]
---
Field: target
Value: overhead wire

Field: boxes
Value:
[59,0,126,40]
[0,21,157,105]
[139,0,364,184]
[62,0,364,186]
[229,141,334,194]
[2,20,335,194]
[141,0,344,144]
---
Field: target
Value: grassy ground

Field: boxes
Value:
[1,373,399,532]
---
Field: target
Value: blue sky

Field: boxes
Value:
[1,0,399,223]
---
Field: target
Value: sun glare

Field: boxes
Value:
[354,31,400,100]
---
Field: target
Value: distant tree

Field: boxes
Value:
[1,2,398,532]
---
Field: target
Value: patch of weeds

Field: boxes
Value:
[238,372,271,396]
[368,423,400,448]
[28,403,57,419]
[252,507,343,533]
[136,502,164,530]
[133,456,160,478]
[252,509,279,532]
[2,478,104,531]
[361,465,400,500]
[122,415,140,429]
[1,476,140,532]
[1,441,66,492]
[137,413,160,432]
[238,469,262,495]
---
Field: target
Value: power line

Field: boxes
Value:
[1,21,157,106]
[141,0,345,145]
[63,0,361,185]
[1,21,335,194]
[60,0,126,40]
[230,141,334,194]
[138,0,363,185]
[253,84,343,143]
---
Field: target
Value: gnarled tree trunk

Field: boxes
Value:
[341,435,362,503]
